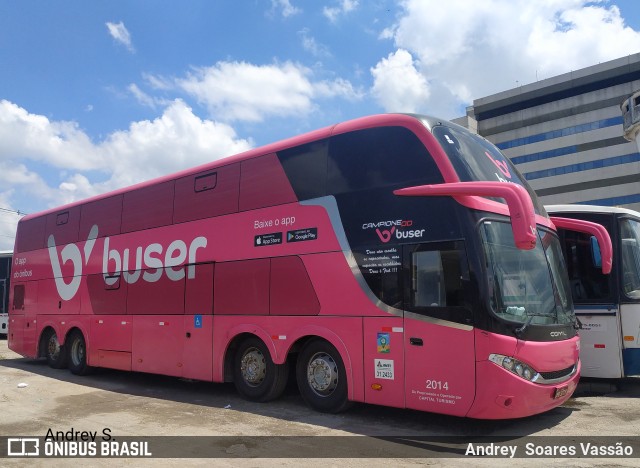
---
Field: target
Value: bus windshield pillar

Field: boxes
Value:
[394,182,537,250]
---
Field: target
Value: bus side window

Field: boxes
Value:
[12,284,25,311]
[45,208,80,246]
[277,140,328,201]
[122,181,175,233]
[14,217,46,253]
[404,242,472,325]
[174,164,240,224]
[412,251,447,307]
[563,231,611,303]
[327,126,442,195]
[80,195,123,239]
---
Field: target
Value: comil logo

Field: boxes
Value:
[362,219,425,243]
[48,225,98,301]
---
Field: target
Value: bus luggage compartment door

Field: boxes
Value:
[576,307,624,378]
[620,303,640,376]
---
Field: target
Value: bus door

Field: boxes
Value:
[0,278,8,335]
[562,229,624,378]
[402,241,475,416]
[620,223,640,376]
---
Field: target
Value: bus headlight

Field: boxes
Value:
[489,354,540,382]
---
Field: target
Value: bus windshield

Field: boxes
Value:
[620,218,640,300]
[482,221,574,326]
[431,124,547,216]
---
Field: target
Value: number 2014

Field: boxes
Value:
[426,380,448,390]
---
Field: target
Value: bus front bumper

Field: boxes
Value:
[466,359,580,419]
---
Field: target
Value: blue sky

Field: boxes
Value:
[2,0,640,248]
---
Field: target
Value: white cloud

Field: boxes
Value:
[0,100,252,214]
[299,28,331,58]
[323,0,359,23]
[0,193,23,250]
[0,100,102,171]
[270,0,301,18]
[173,60,361,122]
[106,21,135,53]
[375,0,640,118]
[127,83,168,109]
[370,49,431,113]
[98,100,252,190]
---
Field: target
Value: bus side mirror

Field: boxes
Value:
[550,216,612,274]
[394,181,537,250]
[591,236,602,270]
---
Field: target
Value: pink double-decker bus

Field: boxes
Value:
[8,114,610,419]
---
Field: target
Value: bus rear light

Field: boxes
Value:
[594,344,606,348]
[489,353,539,382]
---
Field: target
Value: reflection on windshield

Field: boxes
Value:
[431,125,547,216]
[482,221,574,326]
[620,218,640,300]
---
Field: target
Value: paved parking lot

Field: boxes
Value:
[0,338,638,467]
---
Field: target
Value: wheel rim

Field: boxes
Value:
[71,337,85,367]
[47,334,60,361]
[306,352,339,397]
[240,347,266,387]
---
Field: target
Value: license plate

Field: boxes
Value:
[554,386,569,399]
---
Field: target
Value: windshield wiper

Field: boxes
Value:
[574,315,582,330]
[514,312,555,337]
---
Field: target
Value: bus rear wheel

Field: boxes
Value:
[296,339,351,413]
[67,330,92,376]
[233,336,288,402]
[43,329,67,369]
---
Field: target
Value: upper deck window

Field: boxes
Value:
[327,126,442,195]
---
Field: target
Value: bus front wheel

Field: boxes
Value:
[67,330,92,375]
[233,336,288,402]
[42,329,67,369]
[296,339,351,413]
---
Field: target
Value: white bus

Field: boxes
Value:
[547,205,640,378]
[0,250,11,337]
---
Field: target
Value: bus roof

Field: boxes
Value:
[546,204,640,218]
[19,113,447,223]
[0,250,12,257]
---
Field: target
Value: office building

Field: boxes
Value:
[458,53,640,211]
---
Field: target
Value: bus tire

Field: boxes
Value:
[296,339,352,413]
[43,329,67,369]
[67,330,92,376]
[233,336,288,402]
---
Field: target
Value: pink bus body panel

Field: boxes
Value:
[182,315,213,381]
[362,317,405,408]
[132,315,184,377]
[404,318,475,416]
[8,114,579,420]
[184,263,214,315]
[468,359,580,419]
[469,331,580,418]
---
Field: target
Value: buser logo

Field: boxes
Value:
[361,219,425,243]
[48,225,208,301]
[48,225,98,301]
